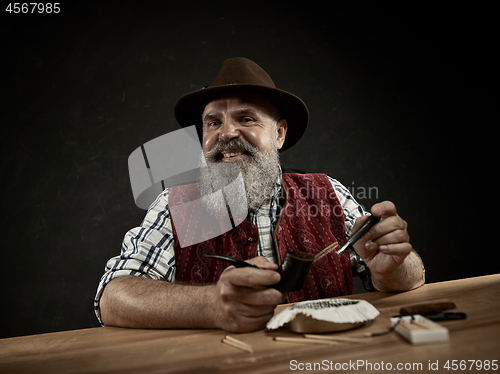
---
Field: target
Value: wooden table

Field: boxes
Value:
[1,274,499,373]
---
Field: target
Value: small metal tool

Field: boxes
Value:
[203,252,260,269]
[203,250,314,293]
[335,215,381,257]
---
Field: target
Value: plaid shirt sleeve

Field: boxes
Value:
[327,177,367,239]
[326,177,373,280]
[94,188,176,323]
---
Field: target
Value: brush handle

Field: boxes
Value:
[203,252,260,269]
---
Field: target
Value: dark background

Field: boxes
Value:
[1,2,496,339]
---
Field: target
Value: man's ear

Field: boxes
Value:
[276,119,288,150]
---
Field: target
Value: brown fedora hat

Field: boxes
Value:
[174,58,309,151]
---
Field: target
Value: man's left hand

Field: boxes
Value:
[352,201,412,275]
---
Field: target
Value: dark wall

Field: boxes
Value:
[1,2,495,338]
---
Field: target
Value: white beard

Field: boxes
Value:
[198,138,280,217]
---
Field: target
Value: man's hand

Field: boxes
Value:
[211,256,284,332]
[352,201,411,274]
[352,201,424,292]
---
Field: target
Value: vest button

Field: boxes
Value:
[247,237,254,242]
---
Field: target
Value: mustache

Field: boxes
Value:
[204,138,258,160]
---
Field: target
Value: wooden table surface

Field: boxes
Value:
[1,274,499,373]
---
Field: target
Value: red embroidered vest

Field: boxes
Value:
[169,173,353,302]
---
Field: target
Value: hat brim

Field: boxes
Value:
[174,84,309,152]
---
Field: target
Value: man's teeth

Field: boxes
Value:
[223,152,244,158]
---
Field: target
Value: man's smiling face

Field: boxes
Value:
[199,93,288,213]
[201,93,287,162]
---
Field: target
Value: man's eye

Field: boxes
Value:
[241,117,254,123]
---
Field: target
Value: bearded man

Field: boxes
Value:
[96,58,424,332]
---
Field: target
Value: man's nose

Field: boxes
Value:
[219,120,240,143]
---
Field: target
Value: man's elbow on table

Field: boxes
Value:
[99,277,135,328]
[98,276,179,329]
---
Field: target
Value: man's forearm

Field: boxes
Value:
[370,250,425,292]
[99,275,218,329]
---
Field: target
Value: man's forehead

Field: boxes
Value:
[203,93,276,116]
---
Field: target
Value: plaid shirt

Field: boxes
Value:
[94,174,368,322]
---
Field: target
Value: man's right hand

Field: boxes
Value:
[210,256,284,332]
